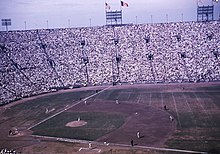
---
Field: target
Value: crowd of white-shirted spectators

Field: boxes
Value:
[0,21,220,104]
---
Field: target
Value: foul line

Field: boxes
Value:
[28,86,112,130]
[113,143,207,154]
[31,135,207,154]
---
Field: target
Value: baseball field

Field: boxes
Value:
[0,82,220,154]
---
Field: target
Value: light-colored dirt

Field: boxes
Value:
[0,82,220,154]
[65,120,87,128]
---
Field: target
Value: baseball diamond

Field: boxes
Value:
[0,83,220,153]
[0,18,220,154]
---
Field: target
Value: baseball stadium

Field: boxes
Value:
[0,1,220,154]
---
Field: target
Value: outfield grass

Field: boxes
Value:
[3,90,95,127]
[91,87,220,152]
[3,84,220,153]
[32,112,126,140]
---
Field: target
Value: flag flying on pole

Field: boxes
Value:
[121,1,128,7]
[105,2,110,10]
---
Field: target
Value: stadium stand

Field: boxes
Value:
[0,21,219,104]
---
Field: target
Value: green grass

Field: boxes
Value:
[165,139,220,153]
[94,88,220,152]
[207,92,220,108]
[196,85,220,91]
[162,91,220,152]
[32,112,126,140]
[2,84,220,152]
[3,90,95,127]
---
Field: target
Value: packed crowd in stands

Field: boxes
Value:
[0,21,219,104]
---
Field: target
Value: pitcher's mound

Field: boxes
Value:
[65,121,87,128]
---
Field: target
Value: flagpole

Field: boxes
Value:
[181,13,183,22]
[105,0,107,12]
[120,0,122,25]
[196,0,198,22]
[150,15,153,24]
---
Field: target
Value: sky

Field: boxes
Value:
[0,0,219,31]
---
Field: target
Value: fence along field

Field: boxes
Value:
[0,83,219,153]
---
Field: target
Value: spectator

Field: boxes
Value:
[0,21,219,104]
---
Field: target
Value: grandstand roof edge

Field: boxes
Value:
[0,20,219,33]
